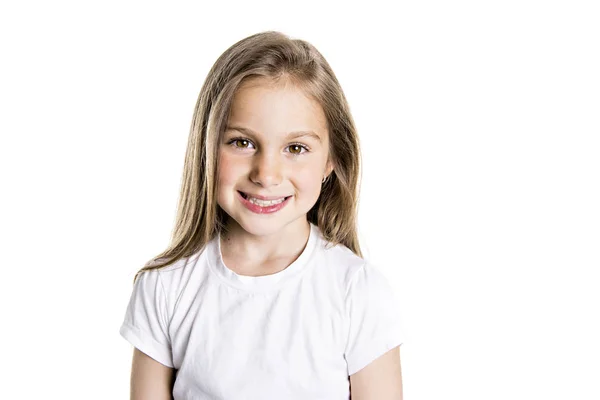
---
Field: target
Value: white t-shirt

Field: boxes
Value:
[119,222,405,400]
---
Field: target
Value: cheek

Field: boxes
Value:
[217,151,243,187]
[293,165,324,195]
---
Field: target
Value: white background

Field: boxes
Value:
[1,0,598,399]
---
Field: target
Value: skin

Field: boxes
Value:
[217,77,333,276]
[349,346,403,399]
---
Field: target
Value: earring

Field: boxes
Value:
[322,175,328,184]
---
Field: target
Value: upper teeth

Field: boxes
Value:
[247,196,286,206]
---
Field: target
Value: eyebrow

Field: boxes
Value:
[225,125,322,143]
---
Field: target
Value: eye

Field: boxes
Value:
[227,138,255,150]
[287,143,310,155]
[226,137,310,156]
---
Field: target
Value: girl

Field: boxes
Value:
[120,31,405,400]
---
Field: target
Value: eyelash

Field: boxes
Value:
[226,137,311,155]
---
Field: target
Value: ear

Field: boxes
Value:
[324,159,334,178]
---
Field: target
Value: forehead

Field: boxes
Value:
[227,78,328,140]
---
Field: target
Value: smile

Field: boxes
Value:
[237,191,292,214]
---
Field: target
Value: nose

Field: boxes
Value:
[250,150,282,187]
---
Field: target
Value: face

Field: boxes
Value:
[217,78,333,238]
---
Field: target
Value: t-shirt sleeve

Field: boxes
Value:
[119,268,174,368]
[344,262,405,376]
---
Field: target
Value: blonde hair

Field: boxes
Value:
[133,31,363,285]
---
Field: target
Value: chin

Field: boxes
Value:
[227,216,290,237]
[230,211,309,237]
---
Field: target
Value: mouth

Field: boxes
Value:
[237,191,292,201]
[237,190,292,214]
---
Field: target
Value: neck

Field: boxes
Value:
[220,218,310,265]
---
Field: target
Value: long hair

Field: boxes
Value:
[133,31,363,285]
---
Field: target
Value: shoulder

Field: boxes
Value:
[345,260,397,300]
[150,245,207,282]
[312,237,366,292]
[141,247,208,313]
[314,238,395,295]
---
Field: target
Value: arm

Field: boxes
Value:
[349,345,403,400]
[130,348,176,400]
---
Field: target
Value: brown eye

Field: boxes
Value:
[228,138,255,149]
[287,143,309,155]
[289,145,301,154]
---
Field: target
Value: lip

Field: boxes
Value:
[237,190,292,214]
[237,190,291,201]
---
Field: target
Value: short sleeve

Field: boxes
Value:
[119,268,174,368]
[344,262,405,376]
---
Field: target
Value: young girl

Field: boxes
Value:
[120,31,405,400]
